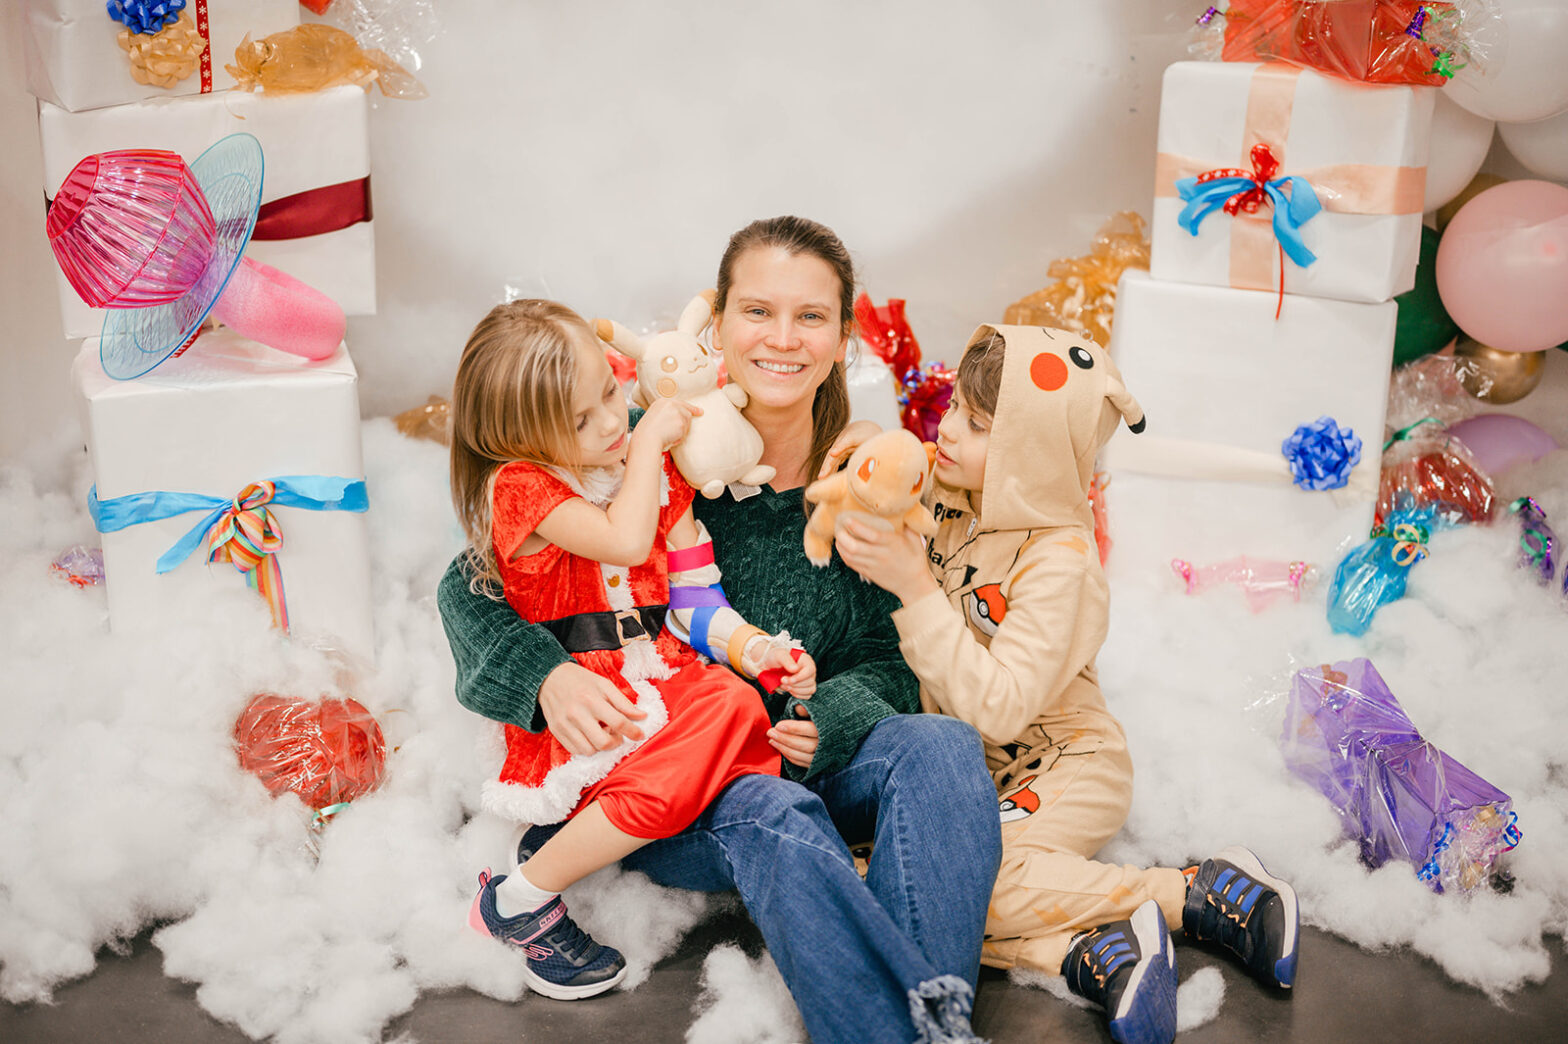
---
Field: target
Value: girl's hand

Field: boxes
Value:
[763,648,816,698]
[816,419,884,479]
[539,661,648,755]
[633,398,702,453]
[767,704,819,770]
[835,515,939,605]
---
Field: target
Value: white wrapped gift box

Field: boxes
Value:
[1100,270,1395,583]
[73,329,375,660]
[42,85,376,339]
[19,0,298,112]
[1150,61,1433,305]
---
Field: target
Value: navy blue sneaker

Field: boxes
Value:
[1062,899,1177,1044]
[512,822,562,869]
[468,869,627,1000]
[1183,845,1299,990]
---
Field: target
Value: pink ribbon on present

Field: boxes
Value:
[1154,63,1426,296]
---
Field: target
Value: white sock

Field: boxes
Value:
[494,867,559,918]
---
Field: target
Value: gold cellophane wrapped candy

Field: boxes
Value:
[1003,211,1151,347]
[393,395,451,445]
[118,10,207,88]
[227,24,428,99]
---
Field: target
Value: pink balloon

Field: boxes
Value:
[1447,413,1560,476]
[1435,180,1568,353]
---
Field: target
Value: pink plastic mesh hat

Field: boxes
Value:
[47,148,217,309]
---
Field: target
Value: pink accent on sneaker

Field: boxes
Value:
[468,869,492,935]
[516,902,563,945]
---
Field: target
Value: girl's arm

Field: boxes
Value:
[532,398,698,567]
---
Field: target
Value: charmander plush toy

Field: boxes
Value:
[595,292,776,498]
[803,427,938,566]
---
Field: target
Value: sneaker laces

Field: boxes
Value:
[540,912,599,964]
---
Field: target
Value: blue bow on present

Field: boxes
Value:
[1175,143,1323,269]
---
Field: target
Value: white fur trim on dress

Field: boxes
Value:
[481,673,670,825]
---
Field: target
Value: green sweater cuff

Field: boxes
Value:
[782,667,908,782]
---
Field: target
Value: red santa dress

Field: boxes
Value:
[484,456,779,838]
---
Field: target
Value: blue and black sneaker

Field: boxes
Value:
[1062,899,1177,1044]
[1183,845,1299,990]
[468,869,627,1000]
[512,822,562,869]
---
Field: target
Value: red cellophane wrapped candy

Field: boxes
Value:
[1222,0,1462,87]
[1375,357,1496,530]
[234,692,387,810]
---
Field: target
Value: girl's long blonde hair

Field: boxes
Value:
[450,299,594,595]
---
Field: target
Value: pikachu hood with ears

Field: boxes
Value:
[958,324,1145,534]
[896,324,1145,774]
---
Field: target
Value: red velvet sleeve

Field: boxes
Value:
[491,462,580,562]
[661,454,697,533]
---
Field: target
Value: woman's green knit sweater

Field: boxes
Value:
[437,477,920,782]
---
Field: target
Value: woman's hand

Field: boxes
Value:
[538,661,648,755]
[816,419,884,479]
[633,398,702,454]
[835,515,939,605]
[767,703,819,770]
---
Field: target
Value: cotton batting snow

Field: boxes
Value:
[1,413,1565,1042]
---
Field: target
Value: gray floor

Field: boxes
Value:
[2,908,1563,1043]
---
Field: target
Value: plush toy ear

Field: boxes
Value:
[1105,374,1146,434]
[594,318,645,361]
[676,292,716,338]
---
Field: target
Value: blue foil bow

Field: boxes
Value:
[106,0,189,35]
[1175,143,1323,269]
[1282,417,1362,491]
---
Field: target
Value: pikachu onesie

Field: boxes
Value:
[890,324,1188,975]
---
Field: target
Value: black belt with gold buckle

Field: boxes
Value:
[539,604,666,652]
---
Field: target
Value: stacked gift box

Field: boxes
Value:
[24,1,377,661]
[1100,57,1436,581]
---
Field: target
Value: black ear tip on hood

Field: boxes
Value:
[1128,415,1146,435]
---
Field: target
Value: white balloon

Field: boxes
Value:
[1424,93,1495,212]
[1443,0,1568,124]
[1498,108,1568,180]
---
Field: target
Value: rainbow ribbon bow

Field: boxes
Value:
[88,475,368,634]
[1175,143,1323,268]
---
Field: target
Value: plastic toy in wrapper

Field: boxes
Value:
[1326,504,1435,635]
[1509,497,1558,589]
[1376,356,1496,530]
[1172,555,1315,612]
[319,0,440,77]
[899,361,955,444]
[227,24,427,98]
[1281,659,1520,894]
[1203,1,1498,87]
[234,692,387,822]
[1003,212,1151,348]
[392,394,451,445]
[854,294,922,387]
[50,545,106,588]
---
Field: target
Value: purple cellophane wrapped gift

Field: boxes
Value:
[1281,659,1520,894]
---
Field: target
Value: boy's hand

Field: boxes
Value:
[836,515,939,606]
[762,648,816,698]
[767,703,818,769]
[539,662,648,754]
[633,398,702,453]
[817,419,883,479]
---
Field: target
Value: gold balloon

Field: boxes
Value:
[1453,338,1545,404]
[1435,173,1508,232]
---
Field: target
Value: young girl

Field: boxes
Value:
[448,298,815,1001]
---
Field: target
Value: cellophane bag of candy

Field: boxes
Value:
[1376,356,1496,529]
[1282,659,1520,893]
[1205,0,1497,87]
[233,692,388,811]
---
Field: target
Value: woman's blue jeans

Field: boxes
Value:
[619,714,1001,1044]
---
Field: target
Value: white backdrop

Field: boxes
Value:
[0,0,1200,458]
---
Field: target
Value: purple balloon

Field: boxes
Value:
[1447,414,1560,476]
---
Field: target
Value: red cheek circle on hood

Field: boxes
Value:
[1030,352,1068,392]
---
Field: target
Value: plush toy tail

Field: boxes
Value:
[211,257,345,360]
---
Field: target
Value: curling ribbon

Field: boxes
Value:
[1175,143,1323,270]
[251,177,373,241]
[1384,521,1429,568]
[87,475,368,634]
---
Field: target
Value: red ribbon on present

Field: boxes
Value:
[194,0,212,93]
[252,177,374,241]
[1196,143,1282,217]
